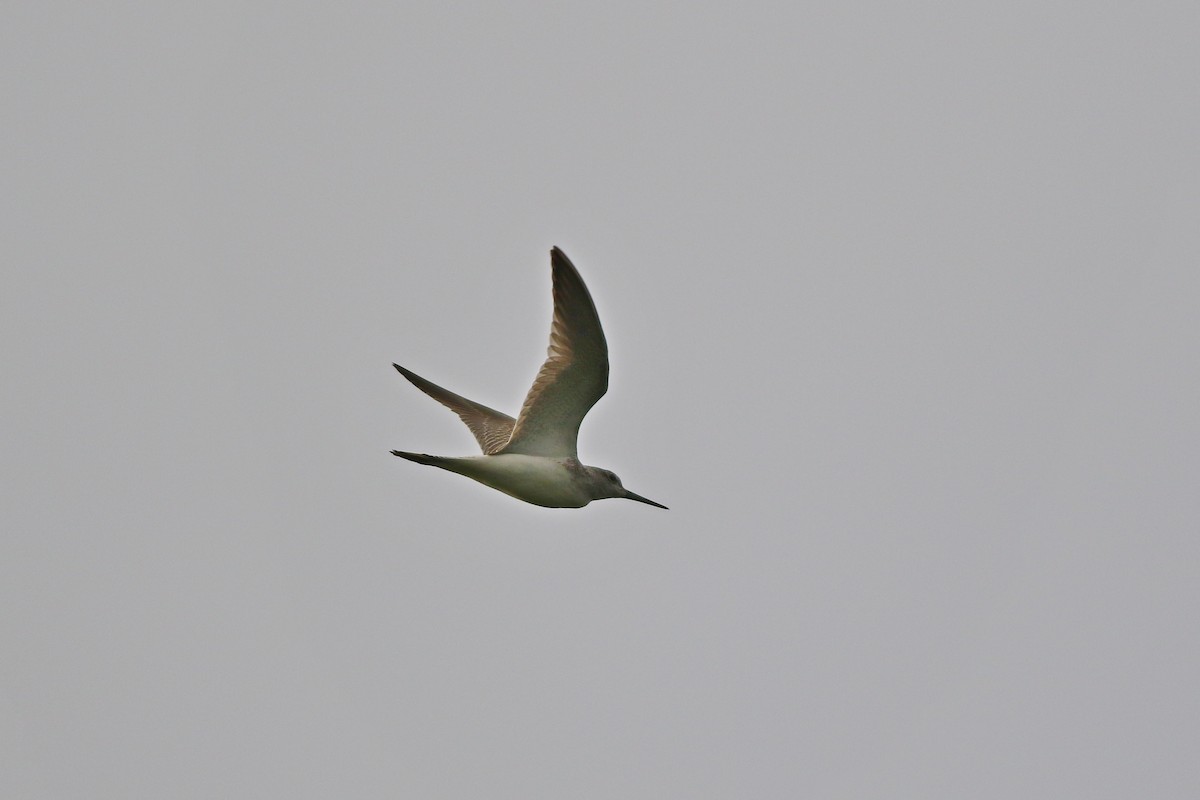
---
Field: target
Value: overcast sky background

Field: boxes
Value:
[4,2,1198,797]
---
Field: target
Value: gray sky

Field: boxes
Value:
[4,2,1198,797]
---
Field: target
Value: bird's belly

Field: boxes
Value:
[459,454,590,508]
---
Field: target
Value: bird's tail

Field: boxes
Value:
[390,450,441,466]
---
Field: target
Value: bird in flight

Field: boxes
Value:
[391,246,666,509]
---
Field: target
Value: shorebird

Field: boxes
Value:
[390,247,667,509]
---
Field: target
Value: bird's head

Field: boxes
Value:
[586,466,668,509]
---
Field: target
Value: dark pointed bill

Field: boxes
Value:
[624,489,668,509]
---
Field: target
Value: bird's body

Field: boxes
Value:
[390,247,666,510]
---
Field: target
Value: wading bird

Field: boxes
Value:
[391,247,667,510]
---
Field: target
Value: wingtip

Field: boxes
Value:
[549,246,583,278]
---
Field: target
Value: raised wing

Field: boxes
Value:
[393,363,515,455]
[499,247,608,458]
